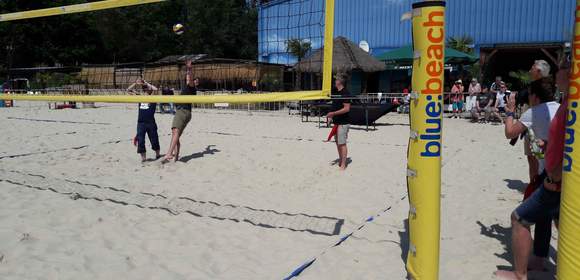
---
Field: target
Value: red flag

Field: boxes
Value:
[327,124,339,142]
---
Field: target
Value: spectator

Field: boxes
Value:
[530,60,551,81]
[524,60,551,183]
[398,89,410,114]
[490,76,502,95]
[466,78,481,112]
[495,68,566,280]
[450,80,464,119]
[490,82,509,122]
[470,86,493,123]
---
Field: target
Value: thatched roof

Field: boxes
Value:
[154,54,208,65]
[293,36,386,73]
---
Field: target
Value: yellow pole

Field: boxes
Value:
[322,0,335,96]
[406,1,445,279]
[0,0,167,22]
[557,1,580,278]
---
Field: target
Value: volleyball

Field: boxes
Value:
[173,23,184,35]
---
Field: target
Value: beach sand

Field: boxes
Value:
[0,102,557,279]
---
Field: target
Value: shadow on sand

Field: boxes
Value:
[330,157,353,166]
[179,145,220,163]
[477,221,557,278]
[504,179,527,194]
[398,218,410,267]
[477,221,513,269]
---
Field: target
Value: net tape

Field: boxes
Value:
[0,0,167,22]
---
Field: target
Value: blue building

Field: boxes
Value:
[259,0,575,92]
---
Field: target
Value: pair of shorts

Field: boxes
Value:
[335,124,350,145]
[497,107,506,113]
[513,184,561,226]
[171,109,192,132]
[452,101,464,111]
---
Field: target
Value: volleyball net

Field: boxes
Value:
[0,0,335,104]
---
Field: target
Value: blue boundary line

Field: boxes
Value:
[282,195,408,279]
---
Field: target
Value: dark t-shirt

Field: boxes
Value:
[477,92,494,108]
[138,103,156,123]
[331,88,353,125]
[176,85,197,111]
[162,88,174,96]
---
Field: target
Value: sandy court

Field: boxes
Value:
[0,102,555,279]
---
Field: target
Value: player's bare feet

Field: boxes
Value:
[161,154,173,164]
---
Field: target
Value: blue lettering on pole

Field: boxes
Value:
[564,101,578,172]
[421,95,443,157]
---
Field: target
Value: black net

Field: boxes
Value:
[259,0,325,91]
[1,0,327,101]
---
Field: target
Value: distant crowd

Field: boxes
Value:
[446,60,564,126]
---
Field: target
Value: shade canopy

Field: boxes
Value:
[376,45,479,65]
[293,36,387,73]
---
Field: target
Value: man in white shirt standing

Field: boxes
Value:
[466,78,481,112]
[523,60,552,182]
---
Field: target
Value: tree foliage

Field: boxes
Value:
[285,38,311,62]
[509,69,532,90]
[286,38,311,90]
[0,0,257,68]
[447,35,474,55]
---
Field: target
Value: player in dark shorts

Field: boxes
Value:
[128,79,160,162]
[163,60,198,162]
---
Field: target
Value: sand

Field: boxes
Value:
[0,102,557,279]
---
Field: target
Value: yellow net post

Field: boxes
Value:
[322,0,335,96]
[406,1,445,279]
[0,0,167,22]
[558,1,580,278]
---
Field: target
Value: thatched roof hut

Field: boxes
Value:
[80,58,285,91]
[154,54,208,64]
[294,36,386,73]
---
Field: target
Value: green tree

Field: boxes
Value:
[286,38,311,90]
[447,35,475,80]
[0,0,106,67]
[509,70,532,91]
[0,0,258,66]
[447,35,474,54]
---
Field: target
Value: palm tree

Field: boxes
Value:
[447,35,475,81]
[286,38,312,90]
[509,70,532,91]
[447,35,475,54]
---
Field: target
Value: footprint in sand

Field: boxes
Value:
[19,232,33,242]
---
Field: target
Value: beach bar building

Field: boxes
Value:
[259,0,575,92]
